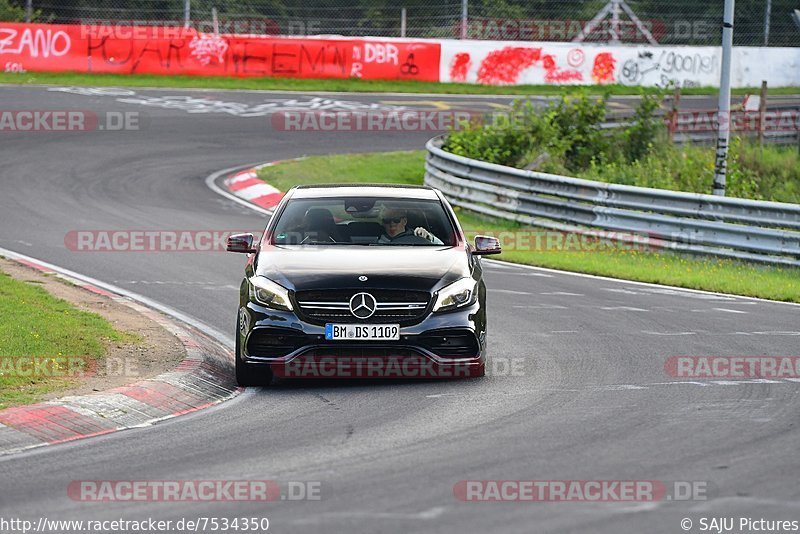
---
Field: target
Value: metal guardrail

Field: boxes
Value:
[424,136,800,267]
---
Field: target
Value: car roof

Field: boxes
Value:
[289,184,440,200]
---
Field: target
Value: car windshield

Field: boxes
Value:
[271,197,457,246]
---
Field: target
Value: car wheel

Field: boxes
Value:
[235,314,273,387]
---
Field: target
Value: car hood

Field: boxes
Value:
[255,246,470,293]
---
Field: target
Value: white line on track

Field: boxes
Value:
[601,288,640,295]
[484,259,800,308]
[512,304,568,309]
[288,506,446,524]
[485,268,553,277]
[641,331,697,336]
[425,379,800,397]
[492,289,533,295]
[751,331,800,335]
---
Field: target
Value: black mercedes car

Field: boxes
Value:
[226,184,501,385]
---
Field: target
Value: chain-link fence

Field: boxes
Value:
[4,0,799,46]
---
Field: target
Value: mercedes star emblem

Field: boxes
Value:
[358,275,368,281]
[349,292,377,319]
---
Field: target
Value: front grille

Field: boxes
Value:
[294,289,430,325]
[246,327,310,358]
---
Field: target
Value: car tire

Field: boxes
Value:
[235,315,273,387]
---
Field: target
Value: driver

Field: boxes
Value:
[377,206,443,245]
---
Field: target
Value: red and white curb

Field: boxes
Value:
[221,159,303,211]
[225,168,282,210]
[0,249,240,456]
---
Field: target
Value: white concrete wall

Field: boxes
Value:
[439,40,800,88]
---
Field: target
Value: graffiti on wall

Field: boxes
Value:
[0,23,441,81]
[188,35,228,66]
[446,44,615,85]
[441,39,740,87]
[3,24,798,88]
[619,49,719,88]
[440,41,732,88]
[0,26,71,58]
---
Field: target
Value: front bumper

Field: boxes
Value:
[239,301,485,379]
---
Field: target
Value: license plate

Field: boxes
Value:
[325,324,400,340]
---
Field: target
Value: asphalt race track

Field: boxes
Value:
[1,85,799,533]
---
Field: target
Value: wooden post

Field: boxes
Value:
[794,117,800,154]
[757,80,767,145]
[668,85,681,143]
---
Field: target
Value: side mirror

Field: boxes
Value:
[473,235,501,255]
[227,233,256,253]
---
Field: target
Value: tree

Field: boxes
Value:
[0,0,28,22]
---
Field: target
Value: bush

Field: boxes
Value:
[445,100,549,168]
[549,94,609,171]
[619,90,663,163]
[443,93,800,203]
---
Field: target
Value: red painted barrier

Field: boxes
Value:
[0,23,440,81]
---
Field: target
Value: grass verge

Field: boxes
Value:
[257,150,800,303]
[2,71,798,96]
[0,269,135,409]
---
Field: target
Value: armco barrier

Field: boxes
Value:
[425,136,800,267]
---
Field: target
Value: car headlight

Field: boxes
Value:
[248,276,293,311]
[433,278,477,312]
